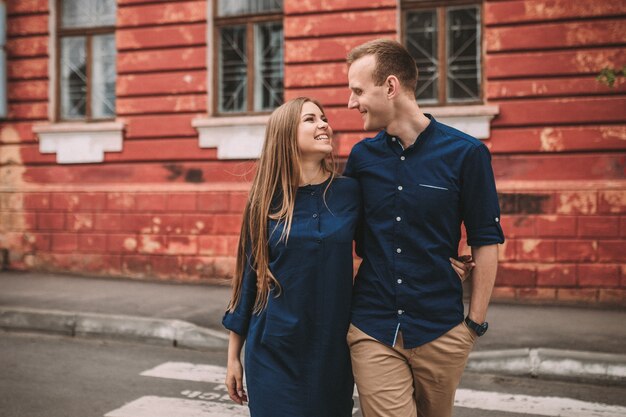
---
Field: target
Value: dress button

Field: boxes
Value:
[397,186,403,191]
[396,248,402,254]
[400,156,405,161]
[396,216,401,222]
[398,309,404,315]
[313,213,318,218]
[397,278,402,284]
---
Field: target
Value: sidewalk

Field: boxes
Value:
[1,271,625,384]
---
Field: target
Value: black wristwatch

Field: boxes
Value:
[465,316,488,337]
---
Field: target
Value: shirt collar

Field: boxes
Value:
[384,114,437,150]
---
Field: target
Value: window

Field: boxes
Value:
[57,0,116,120]
[214,0,283,114]
[403,0,482,105]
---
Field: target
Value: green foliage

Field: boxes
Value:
[596,66,625,88]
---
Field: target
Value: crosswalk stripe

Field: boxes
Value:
[455,389,626,417]
[104,396,250,417]
[140,362,227,384]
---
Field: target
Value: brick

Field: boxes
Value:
[578,216,620,237]
[213,214,243,235]
[284,0,395,14]
[23,193,50,209]
[557,288,598,304]
[81,254,122,275]
[536,264,576,287]
[198,235,239,256]
[135,194,167,212]
[516,239,555,262]
[118,1,206,26]
[229,192,249,213]
[7,0,48,14]
[485,0,624,24]
[37,212,65,230]
[499,215,534,237]
[125,114,198,138]
[621,217,626,238]
[183,215,215,235]
[118,71,206,96]
[577,264,620,288]
[107,234,139,254]
[8,79,48,101]
[51,193,107,211]
[598,190,626,214]
[598,241,626,262]
[94,213,122,231]
[8,58,48,80]
[106,193,136,211]
[157,214,186,234]
[621,264,626,288]
[498,192,555,215]
[212,256,236,278]
[118,47,206,73]
[179,256,216,280]
[497,239,516,262]
[0,193,23,211]
[118,94,207,115]
[491,286,517,301]
[598,289,626,305]
[7,14,48,36]
[496,263,536,287]
[23,232,51,251]
[118,24,205,50]
[285,9,395,38]
[137,234,167,254]
[556,240,597,262]
[51,233,78,252]
[197,193,230,213]
[66,213,94,232]
[151,255,183,279]
[165,236,198,255]
[121,214,159,233]
[166,193,197,212]
[121,255,153,277]
[77,234,108,253]
[556,191,597,215]
[535,215,576,237]
[518,288,557,302]
[286,34,391,64]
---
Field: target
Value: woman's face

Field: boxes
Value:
[297,101,333,159]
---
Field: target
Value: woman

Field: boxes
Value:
[222,97,472,416]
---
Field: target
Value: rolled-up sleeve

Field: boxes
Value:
[460,144,505,247]
[222,247,257,336]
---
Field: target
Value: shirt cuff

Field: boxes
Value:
[467,222,505,247]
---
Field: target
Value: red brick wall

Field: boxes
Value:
[0,0,624,306]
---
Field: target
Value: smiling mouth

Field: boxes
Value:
[314,134,330,141]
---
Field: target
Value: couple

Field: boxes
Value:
[222,39,504,417]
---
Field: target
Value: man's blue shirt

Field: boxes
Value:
[344,115,505,349]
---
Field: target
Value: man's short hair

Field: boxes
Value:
[347,39,418,95]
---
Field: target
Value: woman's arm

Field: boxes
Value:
[225,331,248,405]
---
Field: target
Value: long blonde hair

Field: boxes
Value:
[227,97,336,314]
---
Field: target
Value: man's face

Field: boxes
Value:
[347,55,390,131]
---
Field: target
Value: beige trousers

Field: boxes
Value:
[347,322,476,417]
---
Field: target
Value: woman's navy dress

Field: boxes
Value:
[222,176,360,417]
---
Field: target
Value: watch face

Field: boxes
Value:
[476,322,488,336]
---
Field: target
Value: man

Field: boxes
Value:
[344,39,504,417]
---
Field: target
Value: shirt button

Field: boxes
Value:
[311,192,315,196]
[398,309,404,315]
[397,186,403,191]
[397,278,403,284]
[312,213,318,218]
[391,137,396,142]
[396,248,402,253]
[495,217,499,222]
[396,216,401,222]
[400,156,405,161]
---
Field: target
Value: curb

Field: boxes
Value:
[0,306,229,350]
[467,348,626,384]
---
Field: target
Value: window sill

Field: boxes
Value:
[421,104,499,139]
[192,115,269,160]
[33,121,124,164]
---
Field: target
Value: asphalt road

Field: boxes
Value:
[1,331,625,417]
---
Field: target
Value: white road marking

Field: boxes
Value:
[104,396,250,417]
[455,389,626,417]
[140,361,228,384]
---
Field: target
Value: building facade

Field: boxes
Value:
[0,0,624,305]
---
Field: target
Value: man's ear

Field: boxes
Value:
[386,75,401,99]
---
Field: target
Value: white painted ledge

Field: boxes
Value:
[423,104,500,140]
[192,115,269,160]
[34,121,124,164]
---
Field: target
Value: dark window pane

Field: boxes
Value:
[60,36,87,119]
[254,22,283,111]
[91,34,116,119]
[447,6,480,102]
[62,0,116,28]
[218,0,282,16]
[406,10,438,104]
[219,26,248,113]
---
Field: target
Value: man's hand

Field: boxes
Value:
[450,255,475,282]
[225,358,247,405]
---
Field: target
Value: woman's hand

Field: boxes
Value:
[225,357,247,405]
[450,255,475,282]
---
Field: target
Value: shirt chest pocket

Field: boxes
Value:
[407,183,458,224]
